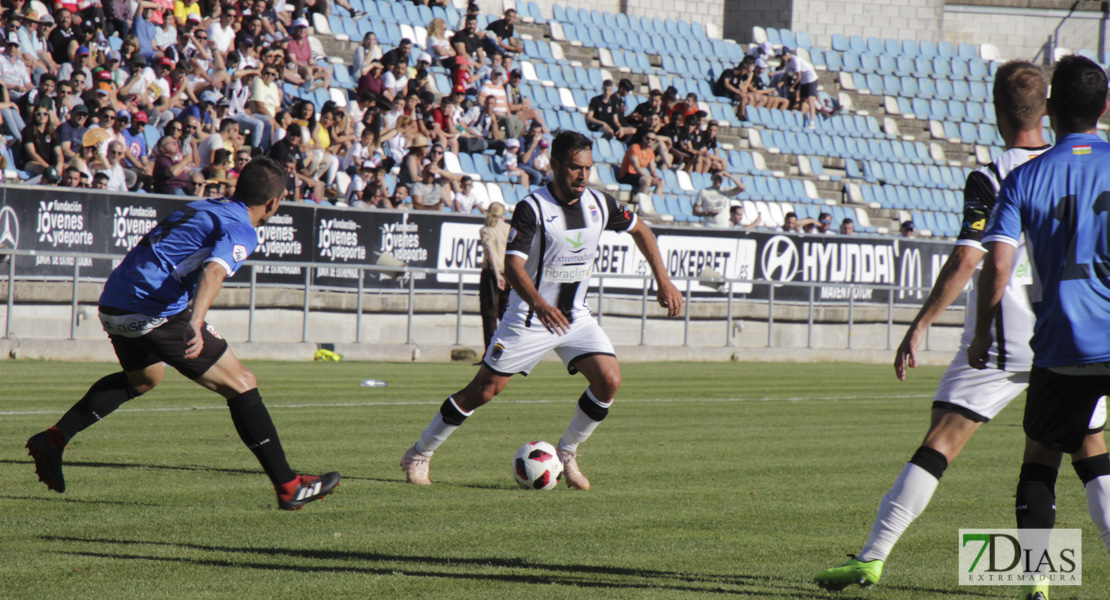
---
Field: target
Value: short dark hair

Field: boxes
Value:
[993,60,1047,131]
[784,212,797,220]
[618,78,634,92]
[220,118,238,132]
[550,129,592,164]
[234,156,287,206]
[818,212,831,221]
[1049,55,1108,133]
[286,123,303,138]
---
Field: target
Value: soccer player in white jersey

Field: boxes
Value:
[971,55,1110,600]
[400,130,684,488]
[815,61,1052,591]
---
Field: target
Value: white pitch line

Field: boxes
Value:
[0,394,933,416]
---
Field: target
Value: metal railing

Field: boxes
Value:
[1,247,953,350]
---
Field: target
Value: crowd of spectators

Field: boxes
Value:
[3,0,893,234]
[1,0,559,213]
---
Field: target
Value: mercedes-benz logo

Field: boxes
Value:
[0,205,18,250]
[760,235,799,282]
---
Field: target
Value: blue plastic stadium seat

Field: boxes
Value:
[860,53,879,74]
[866,37,882,54]
[951,59,970,80]
[882,74,900,95]
[779,28,796,49]
[935,78,953,100]
[865,73,883,94]
[896,96,914,116]
[893,56,914,77]
[830,34,848,52]
[913,78,934,100]
[877,54,896,76]
[947,100,967,122]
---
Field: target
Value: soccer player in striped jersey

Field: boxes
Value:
[815,61,1052,591]
[971,55,1110,600]
[401,130,683,488]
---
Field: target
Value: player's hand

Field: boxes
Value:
[534,302,569,335]
[495,271,507,291]
[893,327,924,381]
[657,280,683,318]
[184,320,205,359]
[966,333,991,370]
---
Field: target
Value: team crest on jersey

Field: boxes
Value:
[233,244,248,262]
[507,227,518,243]
[490,342,505,361]
[588,203,600,223]
[206,323,223,340]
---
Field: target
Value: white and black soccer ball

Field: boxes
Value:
[512,441,563,490]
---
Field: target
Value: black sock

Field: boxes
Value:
[1016,462,1058,529]
[227,389,296,487]
[54,372,143,442]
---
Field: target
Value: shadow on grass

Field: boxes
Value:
[0,458,531,488]
[43,536,1000,598]
[0,494,163,507]
[0,458,390,483]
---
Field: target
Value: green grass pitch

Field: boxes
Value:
[1,360,1106,599]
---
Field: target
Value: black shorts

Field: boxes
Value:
[1025,366,1110,453]
[102,307,229,380]
[799,81,819,101]
[617,173,642,187]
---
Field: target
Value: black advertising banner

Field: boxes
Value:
[246,203,314,285]
[0,184,956,305]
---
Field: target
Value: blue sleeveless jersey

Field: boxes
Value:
[984,133,1110,367]
[99,197,258,317]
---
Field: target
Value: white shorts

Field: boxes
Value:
[933,345,1030,422]
[483,313,615,376]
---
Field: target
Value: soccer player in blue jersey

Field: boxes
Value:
[970,55,1110,600]
[25,157,340,511]
[815,60,1051,592]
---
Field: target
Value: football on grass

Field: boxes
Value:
[513,441,563,490]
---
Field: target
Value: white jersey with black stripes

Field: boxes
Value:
[504,185,636,327]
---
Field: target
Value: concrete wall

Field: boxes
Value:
[944,3,1109,64]
[721,0,794,46]
[791,0,946,49]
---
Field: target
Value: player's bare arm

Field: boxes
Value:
[186,262,229,359]
[968,241,1015,369]
[628,220,683,317]
[895,245,984,380]
[504,254,570,334]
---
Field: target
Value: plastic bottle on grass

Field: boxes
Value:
[361,379,389,387]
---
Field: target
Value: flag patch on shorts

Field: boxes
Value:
[1074,145,1091,155]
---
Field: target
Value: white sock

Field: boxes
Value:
[414,397,472,456]
[858,463,940,562]
[1085,475,1110,554]
[558,390,611,453]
